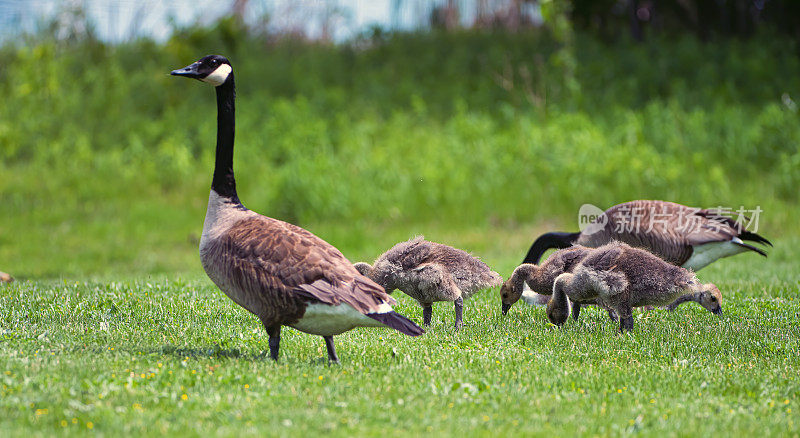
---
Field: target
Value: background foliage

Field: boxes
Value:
[0,17,798,278]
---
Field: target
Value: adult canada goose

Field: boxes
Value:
[171,55,423,363]
[523,200,771,271]
[353,236,502,327]
[546,241,723,332]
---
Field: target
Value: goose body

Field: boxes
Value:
[354,236,503,327]
[547,241,723,332]
[524,200,771,270]
[199,194,396,337]
[172,55,422,362]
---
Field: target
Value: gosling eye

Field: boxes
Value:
[711,297,718,302]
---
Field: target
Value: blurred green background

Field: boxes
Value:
[0,0,798,278]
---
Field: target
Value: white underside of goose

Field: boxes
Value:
[520,283,550,306]
[291,302,392,336]
[682,237,750,271]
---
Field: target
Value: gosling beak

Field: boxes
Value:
[713,307,723,316]
[170,62,202,79]
[501,303,511,315]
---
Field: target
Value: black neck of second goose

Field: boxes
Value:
[211,74,239,201]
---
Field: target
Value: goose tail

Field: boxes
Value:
[733,239,768,257]
[739,231,773,247]
[367,311,425,336]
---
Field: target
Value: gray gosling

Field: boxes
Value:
[503,245,715,322]
[546,241,723,332]
[354,236,503,328]
[500,246,593,318]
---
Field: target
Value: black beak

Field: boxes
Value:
[713,307,723,316]
[170,62,201,79]
[501,303,511,315]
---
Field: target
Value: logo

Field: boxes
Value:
[578,204,607,235]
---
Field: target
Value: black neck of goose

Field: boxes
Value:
[211,74,239,201]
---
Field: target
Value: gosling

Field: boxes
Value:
[0,271,12,283]
[354,236,503,327]
[546,241,723,332]
[500,246,594,318]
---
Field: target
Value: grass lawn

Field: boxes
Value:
[1,233,798,436]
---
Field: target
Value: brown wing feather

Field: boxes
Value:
[215,216,395,326]
[583,201,690,264]
[578,200,756,266]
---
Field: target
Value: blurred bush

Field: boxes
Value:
[0,23,798,230]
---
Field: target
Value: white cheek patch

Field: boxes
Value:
[201,64,232,86]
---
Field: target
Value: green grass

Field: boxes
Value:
[1,235,798,436]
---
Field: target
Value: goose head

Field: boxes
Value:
[699,283,723,316]
[171,55,232,86]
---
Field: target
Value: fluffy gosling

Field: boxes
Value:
[354,236,502,327]
[546,241,723,332]
[500,246,592,316]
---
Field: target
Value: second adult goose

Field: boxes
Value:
[523,200,771,271]
[171,55,423,363]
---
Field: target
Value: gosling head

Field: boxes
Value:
[499,280,518,315]
[500,264,536,315]
[171,55,232,86]
[699,283,723,316]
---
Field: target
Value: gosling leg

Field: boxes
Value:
[423,305,433,326]
[618,304,634,332]
[571,301,582,321]
[454,297,464,329]
[323,335,339,364]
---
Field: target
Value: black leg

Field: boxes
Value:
[423,305,433,326]
[618,304,634,333]
[454,297,464,329]
[266,324,281,361]
[607,308,619,322]
[571,302,582,321]
[324,336,339,364]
